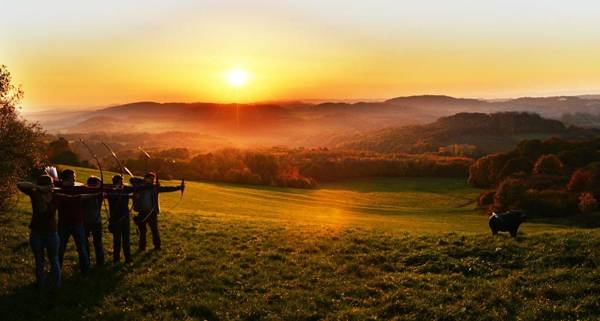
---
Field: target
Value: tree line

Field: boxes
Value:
[469,137,600,217]
[119,148,472,188]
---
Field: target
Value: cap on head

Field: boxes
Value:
[112,175,123,185]
[144,172,156,183]
[59,169,75,181]
[36,175,53,186]
[87,176,101,186]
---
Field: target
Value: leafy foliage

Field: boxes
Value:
[0,65,45,210]
[120,148,472,188]
[468,153,511,188]
[578,192,598,214]
[567,169,594,192]
[533,154,564,175]
[48,137,81,166]
[493,178,528,211]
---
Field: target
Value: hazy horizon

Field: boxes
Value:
[19,91,600,115]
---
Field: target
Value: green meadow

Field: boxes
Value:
[1,166,599,320]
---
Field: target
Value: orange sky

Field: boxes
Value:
[2,1,600,110]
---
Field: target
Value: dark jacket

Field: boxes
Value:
[108,186,133,220]
[17,184,82,233]
[17,184,58,233]
[133,184,181,215]
[55,185,100,227]
[82,193,103,226]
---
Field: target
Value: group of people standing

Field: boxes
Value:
[16,168,184,290]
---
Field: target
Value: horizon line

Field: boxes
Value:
[20,91,600,113]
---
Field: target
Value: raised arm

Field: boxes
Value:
[157,185,183,193]
[79,192,103,200]
[55,192,102,200]
[16,182,52,195]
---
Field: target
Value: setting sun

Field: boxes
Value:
[226,68,249,88]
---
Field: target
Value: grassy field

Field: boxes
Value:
[1,166,599,320]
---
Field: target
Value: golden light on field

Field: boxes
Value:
[226,68,249,88]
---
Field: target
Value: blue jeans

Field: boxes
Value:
[58,225,90,273]
[29,230,61,289]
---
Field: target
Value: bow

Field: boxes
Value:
[180,178,185,201]
[136,146,158,224]
[101,141,135,229]
[138,146,152,173]
[79,138,108,219]
[101,141,134,180]
[137,147,185,213]
[79,138,103,184]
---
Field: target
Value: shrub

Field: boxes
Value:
[468,153,511,188]
[516,139,544,160]
[493,178,528,211]
[578,192,598,214]
[533,154,564,176]
[499,157,532,179]
[522,189,579,217]
[276,176,317,189]
[527,174,565,190]
[223,168,262,185]
[244,152,279,185]
[567,169,594,192]
[477,190,495,208]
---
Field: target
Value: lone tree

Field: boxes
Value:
[493,178,528,211]
[533,154,564,176]
[0,65,45,210]
[48,137,80,166]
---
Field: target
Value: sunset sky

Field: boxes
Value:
[2,0,600,110]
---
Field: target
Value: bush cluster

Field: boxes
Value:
[471,137,600,216]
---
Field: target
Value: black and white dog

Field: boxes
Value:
[489,210,526,237]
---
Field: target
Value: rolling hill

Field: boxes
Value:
[27,94,600,149]
[335,112,600,155]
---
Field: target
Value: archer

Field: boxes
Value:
[131,172,184,251]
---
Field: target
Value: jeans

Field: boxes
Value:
[58,225,90,273]
[137,213,160,250]
[29,230,61,289]
[112,217,131,262]
[85,223,105,266]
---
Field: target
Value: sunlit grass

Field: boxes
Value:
[1,166,599,320]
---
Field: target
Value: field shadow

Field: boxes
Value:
[530,212,600,229]
[209,177,472,195]
[0,264,126,321]
[319,177,473,194]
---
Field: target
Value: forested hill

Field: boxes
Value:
[26,94,600,149]
[336,112,600,155]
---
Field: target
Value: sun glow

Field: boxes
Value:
[226,68,249,88]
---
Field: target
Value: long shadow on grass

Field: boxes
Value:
[0,264,127,321]
[529,212,600,229]
[209,177,474,196]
